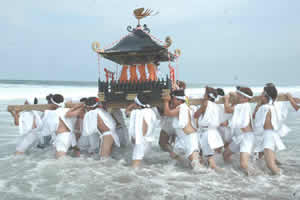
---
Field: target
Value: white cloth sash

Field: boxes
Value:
[129,108,158,145]
[173,103,196,130]
[57,108,77,133]
[82,109,99,137]
[82,108,120,147]
[19,111,43,136]
[198,101,222,129]
[229,103,252,130]
[254,104,290,137]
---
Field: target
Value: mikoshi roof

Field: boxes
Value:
[98,26,176,65]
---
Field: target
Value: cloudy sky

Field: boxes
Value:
[1,0,299,85]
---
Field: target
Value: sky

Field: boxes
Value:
[1,0,300,85]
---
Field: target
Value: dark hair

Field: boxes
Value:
[156,106,164,115]
[176,81,186,89]
[171,89,185,97]
[237,86,253,98]
[80,97,87,103]
[205,87,217,102]
[46,94,53,102]
[51,94,64,104]
[34,97,38,105]
[216,88,225,96]
[264,83,278,103]
[85,97,98,107]
[136,93,151,108]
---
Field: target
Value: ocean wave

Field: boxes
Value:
[1,81,300,101]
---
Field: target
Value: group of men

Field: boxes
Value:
[8,82,299,175]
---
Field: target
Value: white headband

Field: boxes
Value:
[50,97,64,107]
[208,93,216,100]
[134,96,150,108]
[236,89,253,99]
[175,96,186,101]
[86,102,99,108]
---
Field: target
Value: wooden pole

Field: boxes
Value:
[6,94,300,112]
[7,102,83,112]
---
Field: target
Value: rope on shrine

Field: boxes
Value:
[97,54,101,79]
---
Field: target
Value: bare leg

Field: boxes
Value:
[275,158,282,166]
[56,151,67,159]
[132,160,142,168]
[15,151,24,155]
[99,135,114,157]
[159,130,170,152]
[264,148,280,175]
[240,152,250,175]
[223,148,233,162]
[73,146,80,157]
[207,156,217,169]
[188,151,199,162]
[224,142,230,150]
[258,152,264,159]
[188,151,205,169]
[215,147,222,154]
[199,150,205,165]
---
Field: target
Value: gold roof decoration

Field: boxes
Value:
[133,8,159,25]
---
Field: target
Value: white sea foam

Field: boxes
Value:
[0,83,98,101]
[1,82,300,104]
[1,82,300,199]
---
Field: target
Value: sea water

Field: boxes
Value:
[0,80,300,200]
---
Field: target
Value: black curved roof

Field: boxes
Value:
[98,27,175,65]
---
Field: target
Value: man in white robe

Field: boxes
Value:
[163,90,202,170]
[222,86,255,175]
[194,87,224,170]
[158,92,180,160]
[9,97,43,155]
[253,83,290,175]
[81,97,120,157]
[126,94,159,168]
[40,94,83,158]
[111,108,130,147]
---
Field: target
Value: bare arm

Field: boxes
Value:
[125,103,138,117]
[224,93,234,113]
[163,98,180,117]
[65,105,84,118]
[9,110,20,126]
[194,100,207,119]
[287,93,300,111]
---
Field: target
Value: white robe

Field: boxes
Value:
[129,107,159,160]
[172,103,199,158]
[19,111,43,136]
[40,108,77,148]
[217,105,233,143]
[82,108,120,147]
[228,103,253,144]
[16,111,43,152]
[129,108,158,144]
[160,116,175,136]
[254,102,289,152]
[111,109,130,147]
[197,101,224,155]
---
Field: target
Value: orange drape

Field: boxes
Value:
[120,65,128,82]
[138,64,147,81]
[129,65,138,82]
[147,63,157,81]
